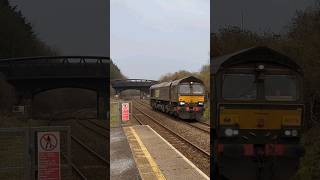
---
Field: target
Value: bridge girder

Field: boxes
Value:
[0,56,110,121]
[111,79,157,95]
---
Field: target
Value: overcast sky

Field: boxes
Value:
[7,0,315,80]
[211,0,315,34]
[111,0,210,80]
[9,0,108,56]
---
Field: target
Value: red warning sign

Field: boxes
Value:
[122,102,130,121]
[38,132,60,180]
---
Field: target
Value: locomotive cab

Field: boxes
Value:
[211,47,304,180]
[176,80,206,119]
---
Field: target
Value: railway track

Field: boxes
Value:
[132,101,210,175]
[134,99,210,133]
[71,134,108,165]
[47,110,108,180]
[77,119,108,138]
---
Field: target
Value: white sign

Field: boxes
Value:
[38,132,60,180]
[122,103,130,121]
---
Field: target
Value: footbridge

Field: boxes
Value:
[111,79,158,95]
[0,56,110,120]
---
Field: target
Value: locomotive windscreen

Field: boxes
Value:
[192,84,205,94]
[179,84,191,94]
[179,83,205,95]
[265,75,297,101]
[222,74,298,101]
[222,74,257,100]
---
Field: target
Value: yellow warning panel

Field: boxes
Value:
[123,126,166,180]
[179,95,205,103]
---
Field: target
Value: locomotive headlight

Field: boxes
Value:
[198,102,204,106]
[283,128,299,137]
[284,130,291,136]
[225,128,234,137]
[292,130,298,137]
[257,64,265,70]
[179,101,185,106]
[233,129,239,135]
[223,128,239,137]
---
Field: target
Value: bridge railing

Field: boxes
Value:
[0,56,110,79]
[0,56,110,64]
[111,79,158,89]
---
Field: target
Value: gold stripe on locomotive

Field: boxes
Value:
[178,96,205,103]
[219,108,302,129]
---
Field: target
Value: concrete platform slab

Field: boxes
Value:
[123,125,209,180]
[110,127,140,180]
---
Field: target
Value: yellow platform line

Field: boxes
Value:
[126,126,166,180]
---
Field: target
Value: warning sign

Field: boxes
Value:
[122,102,130,121]
[38,132,60,180]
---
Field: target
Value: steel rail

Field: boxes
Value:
[71,135,109,165]
[134,99,210,133]
[61,153,88,180]
[87,119,109,131]
[76,120,108,138]
[132,104,210,157]
[46,110,108,179]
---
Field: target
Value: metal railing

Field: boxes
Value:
[0,56,110,64]
[0,56,110,79]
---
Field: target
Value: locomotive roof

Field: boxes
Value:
[150,81,172,89]
[211,46,303,74]
[150,76,203,89]
[171,76,203,86]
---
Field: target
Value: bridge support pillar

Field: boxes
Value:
[23,95,33,119]
[16,91,33,119]
[140,90,143,99]
[97,90,108,121]
[140,88,149,99]
[116,90,122,99]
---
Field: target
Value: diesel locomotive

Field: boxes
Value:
[211,46,304,180]
[150,76,206,120]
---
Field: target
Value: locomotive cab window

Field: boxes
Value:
[179,84,191,94]
[265,75,297,101]
[179,83,205,95]
[222,74,257,100]
[192,83,205,94]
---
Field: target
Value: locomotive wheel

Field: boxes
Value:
[165,105,169,113]
[161,105,165,112]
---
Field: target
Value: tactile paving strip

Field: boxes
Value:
[123,126,166,180]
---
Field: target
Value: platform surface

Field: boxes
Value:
[110,127,141,180]
[123,125,209,180]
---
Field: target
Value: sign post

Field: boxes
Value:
[37,132,60,180]
[121,102,130,121]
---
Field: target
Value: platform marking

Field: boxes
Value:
[146,125,210,180]
[125,126,166,180]
[130,127,166,180]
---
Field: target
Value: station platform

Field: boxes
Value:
[110,127,141,180]
[123,125,209,180]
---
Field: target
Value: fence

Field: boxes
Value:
[0,126,71,180]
